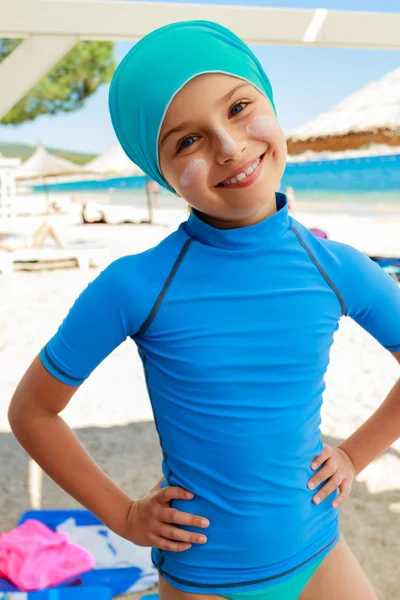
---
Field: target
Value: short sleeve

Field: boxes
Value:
[334,243,400,352]
[40,258,139,386]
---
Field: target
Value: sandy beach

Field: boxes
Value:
[0,199,399,599]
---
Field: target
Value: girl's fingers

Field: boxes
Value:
[312,473,342,504]
[311,445,332,470]
[148,533,192,552]
[161,507,210,529]
[332,479,352,508]
[158,486,194,504]
[158,523,207,545]
[308,461,336,490]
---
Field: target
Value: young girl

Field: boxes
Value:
[9,21,400,600]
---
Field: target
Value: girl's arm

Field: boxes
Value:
[8,355,133,536]
[9,355,210,551]
[306,240,400,503]
[338,351,400,475]
[308,352,400,506]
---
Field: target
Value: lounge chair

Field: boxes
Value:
[0,223,108,274]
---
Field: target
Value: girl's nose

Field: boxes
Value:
[214,125,246,163]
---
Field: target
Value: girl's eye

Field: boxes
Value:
[177,135,198,153]
[230,101,248,117]
[175,103,248,153]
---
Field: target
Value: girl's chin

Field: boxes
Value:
[215,184,277,206]
[188,182,277,216]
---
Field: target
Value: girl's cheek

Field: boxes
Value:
[246,115,282,143]
[179,158,208,193]
[246,114,287,164]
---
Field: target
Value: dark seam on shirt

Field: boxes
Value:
[135,237,192,571]
[136,237,193,336]
[152,532,339,589]
[43,345,85,383]
[290,226,346,316]
[385,343,400,350]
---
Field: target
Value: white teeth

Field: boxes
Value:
[221,158,261,186]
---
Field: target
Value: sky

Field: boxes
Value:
[0,0,399,154]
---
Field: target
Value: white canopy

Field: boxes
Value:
[84,144,144,176]
[0,1,400,124]
[288,67,400,142]
[2,1,400,49]
[15,144,83,180]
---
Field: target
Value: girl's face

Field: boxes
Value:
[159,73,287,227]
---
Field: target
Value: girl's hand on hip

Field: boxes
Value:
[308,445,356,508]
[121,477,210,552]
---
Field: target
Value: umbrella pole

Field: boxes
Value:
[42,175,51,214]
[145,176,153,224]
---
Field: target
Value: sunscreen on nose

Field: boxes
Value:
[246,115,281,140]
[215,125,237,155]
[180,158,207,188]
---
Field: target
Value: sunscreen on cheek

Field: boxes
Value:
[246,115,281,140]
[215,125,237,155]
[180,158,207,189]
[246,114,287,167]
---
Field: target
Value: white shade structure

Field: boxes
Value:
[0,155,21,219]
[0,1,400,123]
[15,144,84,180]
[2,1,400,49]
[84,144,144,176]
[287,67,400,154]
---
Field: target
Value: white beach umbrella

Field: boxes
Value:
[15,143,84,179]
[287,67,400,154]
[84,144,144,176]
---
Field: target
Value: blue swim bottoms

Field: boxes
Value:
[221,557,324,600]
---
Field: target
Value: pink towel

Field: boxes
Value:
[0,519,95,591]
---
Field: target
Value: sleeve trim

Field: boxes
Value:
[43,345,85,384]
[385,343,400,351]
[290,226,346,316]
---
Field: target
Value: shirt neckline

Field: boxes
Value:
[185,192,290,251]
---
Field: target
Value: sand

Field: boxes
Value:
[0,198,399,599]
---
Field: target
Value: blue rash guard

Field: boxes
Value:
[40,193,400,595]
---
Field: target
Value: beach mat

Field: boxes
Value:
[0,586,113,599]
[0,510,143,597]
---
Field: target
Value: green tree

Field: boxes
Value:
[0,39,116,125]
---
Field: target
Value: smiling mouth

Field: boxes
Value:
[217,154,265,187]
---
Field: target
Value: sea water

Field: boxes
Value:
[31,153,400,215]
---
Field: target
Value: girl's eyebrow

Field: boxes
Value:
[160,82,250,148]
[160,121,192,148]
[221,82,250,103]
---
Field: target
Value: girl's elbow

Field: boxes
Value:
[8,394,26,435]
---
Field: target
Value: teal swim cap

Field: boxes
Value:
[109,20,276,193]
